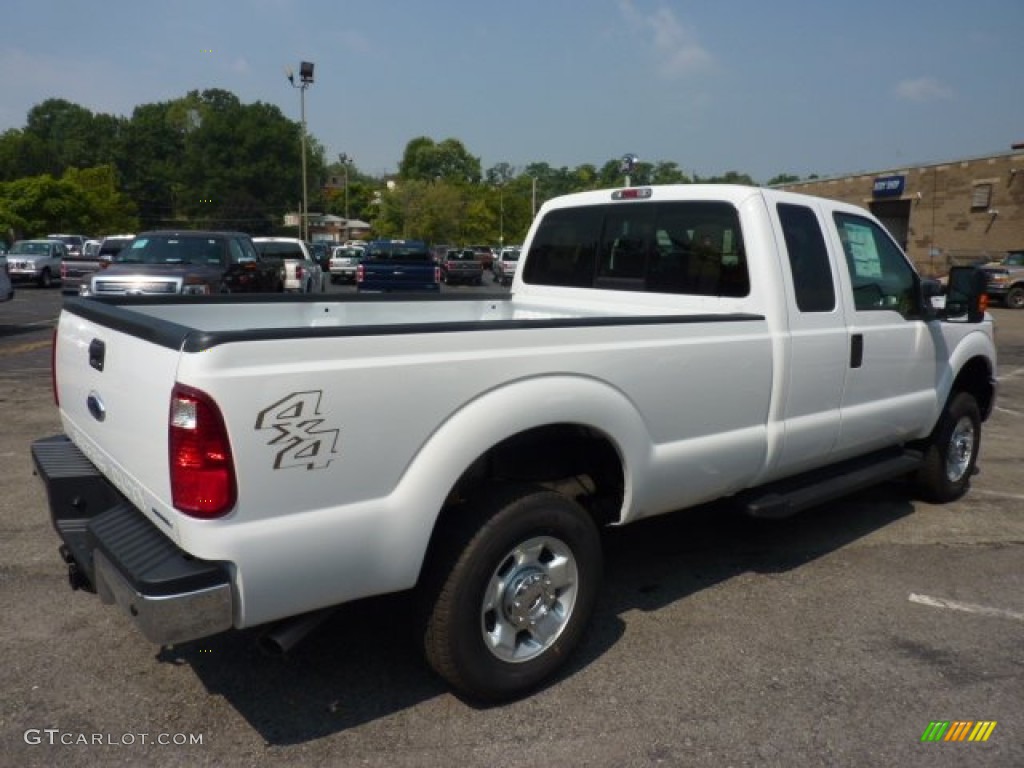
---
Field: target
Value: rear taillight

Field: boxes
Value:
[169,384,236,518]
[356,264,365,284]
[434,266,441,284]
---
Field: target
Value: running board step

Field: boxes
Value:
[741,449,923,519]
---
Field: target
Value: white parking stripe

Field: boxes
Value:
[972,489,1024,501]
[909,593,1024,621]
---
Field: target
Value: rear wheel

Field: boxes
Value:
[914,391,981,503]
[419,484,602,702]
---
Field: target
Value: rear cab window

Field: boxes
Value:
[522,201,749,297]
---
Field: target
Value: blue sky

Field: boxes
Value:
[3,0,1022,182]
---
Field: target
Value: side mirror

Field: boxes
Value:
[943,266,988,323]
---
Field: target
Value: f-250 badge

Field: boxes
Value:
[255,391,340,470]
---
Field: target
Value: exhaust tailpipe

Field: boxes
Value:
[257,608,336,656]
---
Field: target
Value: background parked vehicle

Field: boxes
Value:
[7,239,66,288]
[308,241,331,273]
[62,234,135,295]
[85,230,284,296]
[46,233,89,258]
[442,248,484,285]
[979,250,1024,309]
[252,237,325,293]
[0,254,13,302]
[493,247,521,286]
[356,239,440,292]
[467,244,496,271]
[328,244,365,284]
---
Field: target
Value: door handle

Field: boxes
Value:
[850,333,864,369]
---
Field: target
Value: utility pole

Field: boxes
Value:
[287,61,315,240]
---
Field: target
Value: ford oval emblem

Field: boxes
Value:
[87,392,106,422]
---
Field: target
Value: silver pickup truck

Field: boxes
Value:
[32,184,996,703]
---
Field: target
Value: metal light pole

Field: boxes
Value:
[287,61,315,241]
[338,153,351,240]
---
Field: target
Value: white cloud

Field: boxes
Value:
[618,0,712,78]
[231,57,250,75]
[893,77,954,103]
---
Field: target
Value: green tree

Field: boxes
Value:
[398,137,481,183]
[0,174,91,236]
[24,98,122,174]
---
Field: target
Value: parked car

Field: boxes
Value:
[356,239,440,292]
[493,247,521,286]
[308,241,331,273]
[85,230,284,296]
[467,244,496,270]
[979,249,1024,309]
[442,249,484,285]
[62,234,135,295]
[0,253,13,302]
[252,237,325,293]
[7,239,66,288]
[47,233,89,258]
[328,245,364,284]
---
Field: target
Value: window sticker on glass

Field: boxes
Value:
[842,222,883,278]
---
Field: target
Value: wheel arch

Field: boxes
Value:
[387,375,649,590]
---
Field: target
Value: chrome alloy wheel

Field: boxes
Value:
[945,415,976,483]
[481,535,579,663]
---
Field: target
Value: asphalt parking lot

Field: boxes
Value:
[1,287,1021,767]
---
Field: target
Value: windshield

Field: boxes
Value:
[117,236,224,265]
[365,241,430,260]
[12,241,52,255]
[255,241,307,259]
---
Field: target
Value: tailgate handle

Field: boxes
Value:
[89,339,105,371]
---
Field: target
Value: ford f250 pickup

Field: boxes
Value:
[32,185,996,702]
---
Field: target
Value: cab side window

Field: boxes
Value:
[833,212,919,318]
[778,203,835,312]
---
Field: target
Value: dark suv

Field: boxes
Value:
[84,230,284,296]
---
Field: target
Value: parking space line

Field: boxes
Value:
[909,593,1024,621]
[972,489,1024,501]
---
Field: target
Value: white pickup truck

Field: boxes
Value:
[32,184,996,702]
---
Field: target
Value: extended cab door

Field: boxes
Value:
[764,201,850,479]
[828,211,940,458]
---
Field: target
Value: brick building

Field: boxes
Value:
[777,147,1024,277]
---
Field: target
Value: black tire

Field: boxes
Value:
[38,269,53,289]
[1005,285,1024,310]
[419,484,602,703]
[914,391,981,503]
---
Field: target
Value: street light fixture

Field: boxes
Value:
[620,153,639,187]
[287,61,314,240]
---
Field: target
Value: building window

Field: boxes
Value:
[971,182,993,210]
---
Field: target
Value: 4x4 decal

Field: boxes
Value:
[255,391,339,470]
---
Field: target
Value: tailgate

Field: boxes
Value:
[54,305,183,539]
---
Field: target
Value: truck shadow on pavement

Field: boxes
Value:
[157,482,915,746]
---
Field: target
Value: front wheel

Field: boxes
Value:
[914,391,981,503]
[419,485,602,703]
[1005,285,1024,310]
[38,269,53,289]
